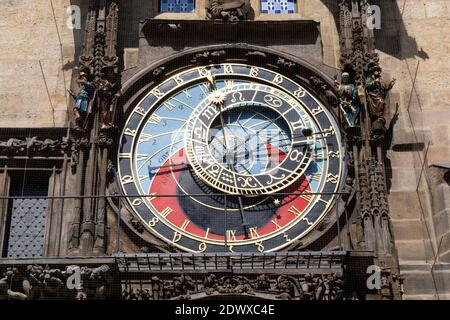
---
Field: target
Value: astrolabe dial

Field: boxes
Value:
[185,82,315,196]
[118,63,346,253]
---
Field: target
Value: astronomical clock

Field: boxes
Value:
[117,53,347,253]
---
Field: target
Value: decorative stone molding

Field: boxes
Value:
[0,264,117,300]
[0,137,71,156]
[122,272,347,300]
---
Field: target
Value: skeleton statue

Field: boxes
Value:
[68,70,96,130]
[207,0,252,21]
[97,68,119,130]
[335,72,361,127]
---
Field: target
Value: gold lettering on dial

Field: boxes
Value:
[198,67,209,77]
[294,87,306,98]
[224,64,233,74]
[227,230,237,241]
[198,242,207,253]
[300,192,313,202]
[318,197,331,206]
[124,128,136,137]
[180,219,190,231]
[160,206,173,218]
[272,74,283,85]
[182,90,192,99]
[132,199,142,206]
[148,114,161,125]
[255,241,264,252]
[289,149,304,162]
[138,133,153,143]
[288,205,303,217]
[271,219,282,230]
[249,67,259,77]
[173,75,184,85]
[326,173,339,184]
[149,217,159,227]
[151,88,165,99]
[302,217,313,226]
[291,119,304,131]
[329,150,340,158]
[119,153,131,158]
[121,175,134,184]
[202,105,218,121]
[249,227,260,239]
[164,101,176,111]
[311,106,323,115]
[322,126,335,137]
[134,106,146,116]
[224,79,234,87]
[147,192,157,202]
[204,227,210,239]
[309,173,321,182]
[231,92,245,103]
[264,94,283,108]
[172,232,182,243]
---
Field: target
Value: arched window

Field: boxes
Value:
[160,0,195,13]
[261,0,297,14]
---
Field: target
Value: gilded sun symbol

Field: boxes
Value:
[209,90,225,105]
[273,198,281,206]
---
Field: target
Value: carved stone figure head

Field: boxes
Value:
[206,0,253,21]
[341,72,350,84]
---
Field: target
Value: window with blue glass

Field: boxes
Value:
[160,0,195,13]
[261,0,296,14]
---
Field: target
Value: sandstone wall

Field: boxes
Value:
[0,0,81,128]
[376,0,450,299]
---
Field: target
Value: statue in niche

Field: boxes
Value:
[68,70,96,130]
[97,68,120,130]
[335,72,362,127]
[365,65,396,138]
[206,0,252,21]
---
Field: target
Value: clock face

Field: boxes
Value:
[118,63,346,253]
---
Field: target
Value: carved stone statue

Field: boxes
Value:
[68,71,96,130]
[335,72,361,127]
[365,66,395,122]
[364,65,395,140]
[206,0,252,21]
[98,68,120,130]
[202,273,218,295]
[365,66,395,118]
[0,278,27,300]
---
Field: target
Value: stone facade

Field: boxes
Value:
[0,0,449,300]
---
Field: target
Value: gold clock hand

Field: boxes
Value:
[218,106,250,230]
[147,162,190,172]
